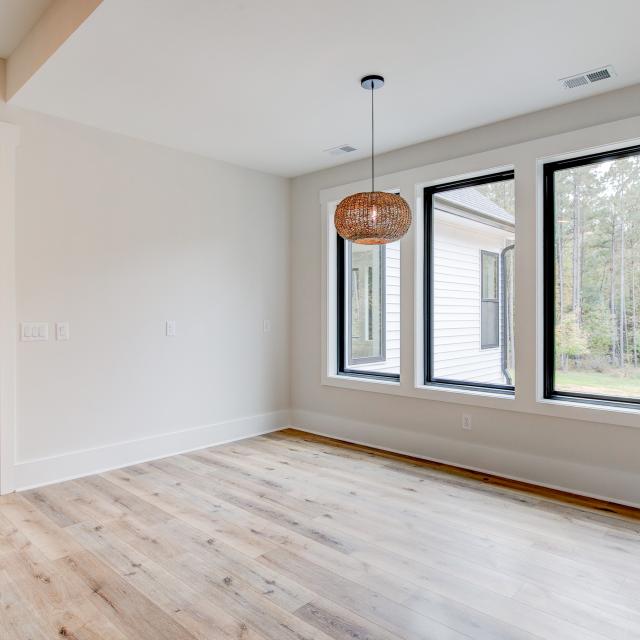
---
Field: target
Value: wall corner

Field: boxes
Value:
[0,121,19,494]
[0,58,6,103]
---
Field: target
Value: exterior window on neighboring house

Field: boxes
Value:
[544,144,640,407]
[481,251,499,349]
[424,171,515,392]
[337,236,400,379]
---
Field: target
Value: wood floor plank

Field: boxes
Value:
[2,429,640,639]
[513,582,640,640]
[258,547,473,640]
[60,550,199,640]
[0,569,50,640]
[66,520,260,640]
[103,466,281,558]
[21,486,86,528]
[77,515,333,640]
[0,494,84,560]
[294,597,404,640]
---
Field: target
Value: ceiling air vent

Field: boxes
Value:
[325,144,358,156]
[586,68,611,83]
[559,66,616,89]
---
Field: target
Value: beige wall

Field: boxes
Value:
[290,84,640,506]
[0,101,290,490]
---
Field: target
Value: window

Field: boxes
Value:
[424,172,515,391]
[544,145,640,407]
[337,235,400,379]
[481,251,499,349]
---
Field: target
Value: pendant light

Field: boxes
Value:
[334,75,411,245]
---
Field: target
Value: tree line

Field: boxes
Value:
[555,156,640,374]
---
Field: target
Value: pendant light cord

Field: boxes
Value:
[370,83,375,192]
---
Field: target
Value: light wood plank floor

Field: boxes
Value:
[2,429,640,639]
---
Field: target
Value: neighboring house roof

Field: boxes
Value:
[434,187,515,229]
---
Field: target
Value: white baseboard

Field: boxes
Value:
[11,409,289,492]
[290,409,640,509]
[11,406,640,510]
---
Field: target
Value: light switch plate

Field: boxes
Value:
[56,322,70,341]
[21,322,49,341]
[166,320,176,337]
[263,319,271,333]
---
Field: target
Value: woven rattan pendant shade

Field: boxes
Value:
[335,191,411,244]
[334,75,411,245]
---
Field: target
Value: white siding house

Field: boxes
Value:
[376,240,401,374]
[350,188,514,383]
[433,188,514,385]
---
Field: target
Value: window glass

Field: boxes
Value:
[426,174,515,389]
[350,244,385,364]
[481,251,499,349]
[482,252,498,300]
[338,239,400,378]
[546,148,640,403]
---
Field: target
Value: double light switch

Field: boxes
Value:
[21,322,70,341]
[21,322,48,341]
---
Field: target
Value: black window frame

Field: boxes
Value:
[543,144,640,409]
[480,250,500,350]
[424,170,515,394]
[337,234,398,381]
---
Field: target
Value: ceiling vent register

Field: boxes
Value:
[325,144,358,156]
[560,65,616,89]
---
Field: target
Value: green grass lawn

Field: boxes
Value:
[555,369,640,397]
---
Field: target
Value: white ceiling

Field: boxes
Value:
[9,0,640,176]
[0,0,51,57]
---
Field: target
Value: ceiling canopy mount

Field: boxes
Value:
[360,75,384,90]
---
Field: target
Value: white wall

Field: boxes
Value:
[291,84,640,507]
[0,102,290,491]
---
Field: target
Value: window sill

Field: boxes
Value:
[322,373,517,411]
[415,383,514,400]
[533,396,640,429]
[325,373,401,390]
[323,372,640,429]
[537,396,640,416]
[339,370,399,383]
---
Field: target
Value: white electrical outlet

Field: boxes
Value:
[21,322,49,341]
[166,320,176,337]
[462,414,472,430]
[55,322,70,341]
